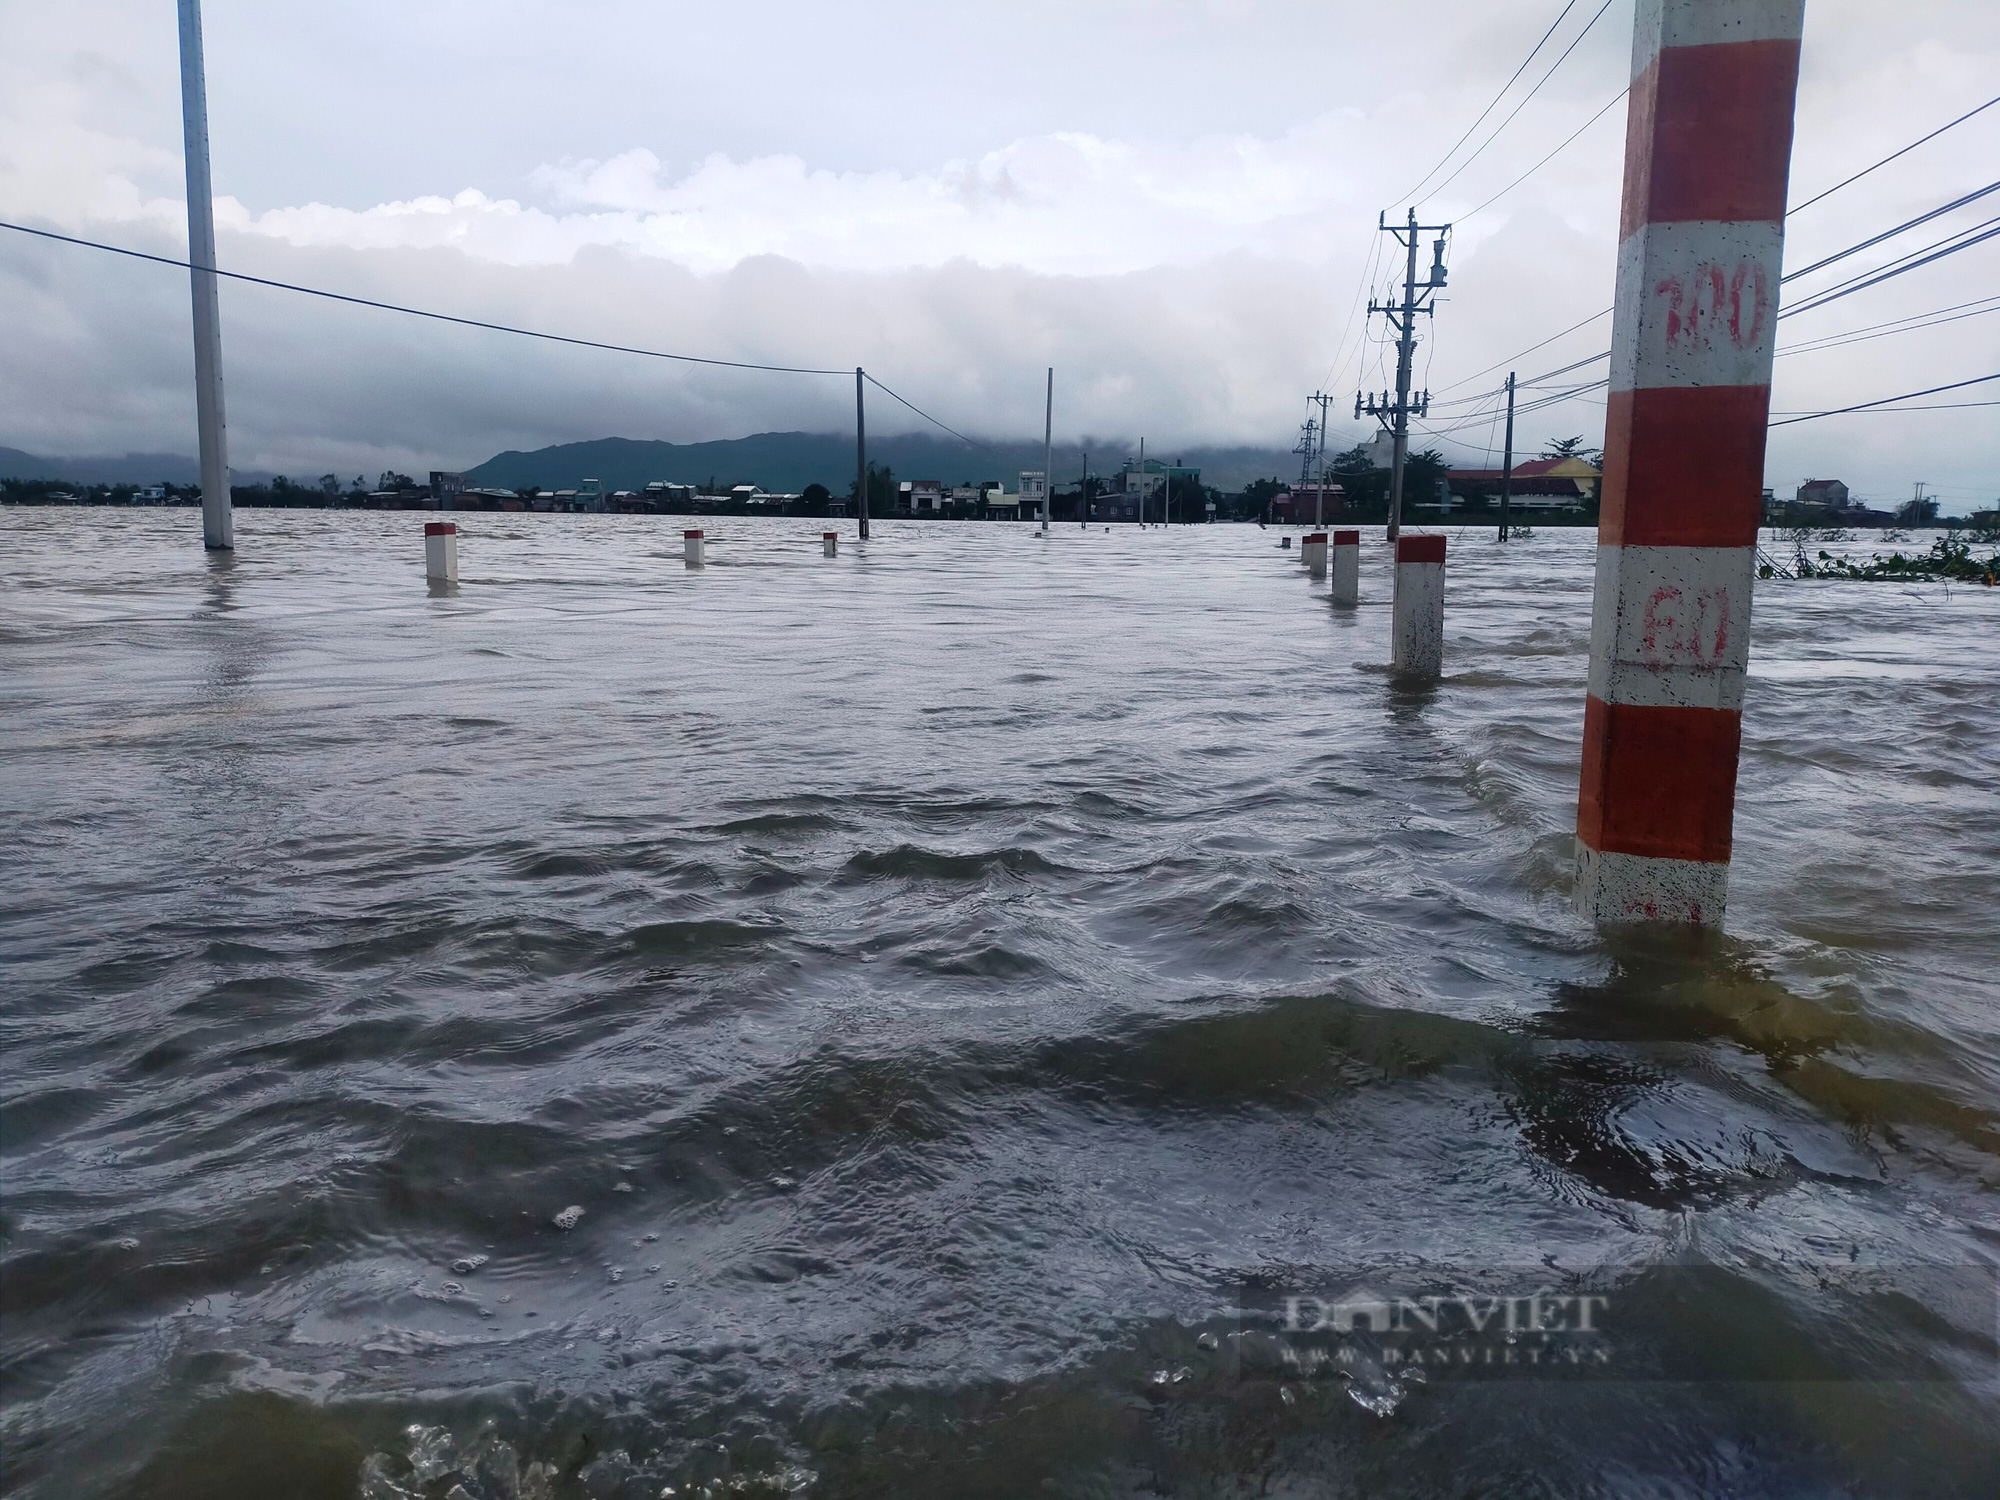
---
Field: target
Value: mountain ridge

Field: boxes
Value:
[463,432,1298,494]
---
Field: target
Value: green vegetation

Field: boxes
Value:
[1760,535,2000,584]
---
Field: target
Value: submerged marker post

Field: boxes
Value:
[1391,535,1445,676]
[823,531,838,558]
[1331,529,1360,605]
[684,529,705,567]
[1303,532,1328,577]
[424,521,458,582]
[1575,0,1803,928]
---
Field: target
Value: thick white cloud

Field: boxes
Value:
[2,0,1995,509]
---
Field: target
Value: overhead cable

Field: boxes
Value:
[1457,86,1628,223]
[1782,179,2000,283]
[1782,214,2000,319]
[0,219,851,377]
[1788,93,2000,215]
[862,373,993,450]
[1391,0,1582,208]
[1766,371,2000,426]
[1414,0,1619,210]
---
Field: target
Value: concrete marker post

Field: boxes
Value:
[424,521,458,583]
[1390,535,1445,676]
[1575,0,1803,928]
[1303,532,1328,577]
[822,531,838,558]
[1331,529,1361,605]
[684,529,705,567]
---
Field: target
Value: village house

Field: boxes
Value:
[1443,455,1601,511]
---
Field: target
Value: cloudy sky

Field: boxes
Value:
[2,0,1995,510]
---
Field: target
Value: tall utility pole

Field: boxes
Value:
[1080,450,1089,528]
[854,368,869,540]
[1357,209,1450,541]
[1310,390,1334,526]
[1041,367,1053,531]
[1498,371,1516,542]
[1293,416,1318,501]
[1138,436,1145,525]
[177,0,231,551]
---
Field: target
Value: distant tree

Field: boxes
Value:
[1404,448,1448,499]
[379,470,415,491]
[801,482,831,507]
[1241,477,1288,516]
[1896,495,1941,526]
[1539,435,1604,468]
[849,462,895,511]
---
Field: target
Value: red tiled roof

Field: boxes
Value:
[1446,457,1593,481]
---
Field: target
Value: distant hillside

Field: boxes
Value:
[0,447,273,486]
[464,432,1297,494]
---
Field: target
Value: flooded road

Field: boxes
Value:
[3,510,1996,1498]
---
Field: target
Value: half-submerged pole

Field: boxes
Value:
[1574,0,1802,927]
[177,0,232,550]
[1041,367,1053,531]
[855,368,869,541]
[1498,371,1516,543]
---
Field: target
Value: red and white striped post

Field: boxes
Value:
[1302,531,1328,577]
[822,531,838,558]
[684,528,705,567]
[1331,529,1361,606]
[1391,535,1445,676]
[423,521,457,582]
[1576,0,1803,926]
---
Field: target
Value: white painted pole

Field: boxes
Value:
[684,529,705,567]
[1303,532,1328,577]
[1390,535,1445,676]
[823,530,838,557]
[176,0,232,551]
[424,522,458,582]
[1330,529,1360,606]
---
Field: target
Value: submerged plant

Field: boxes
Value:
[1759,536,1999,584]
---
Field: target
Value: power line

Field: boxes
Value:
[1782,179,2000,282]
[1392,0,1581,208]
[0,218,850,377]
[1414,0,1618,210]
[1782,214,2000,319]
[1458,86,1628,224]
[1431,102,2000,401]
[1788,93,2000,215]
[1775,294,2000,357]
[1766,371,2000,426]
[862,372,993,450]
[1777,399,2000,415]
[1432,308,1611,396]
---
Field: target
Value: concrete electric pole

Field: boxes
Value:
[854,368,869,541]
[1041,367,1053,531]
[176,0,232,550]
[1498,371,1516,543]
[1358,209,1450,541]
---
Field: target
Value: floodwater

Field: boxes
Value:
[2,509,1996,1499]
